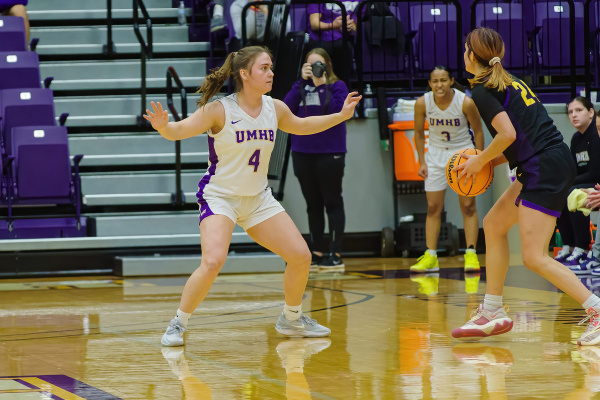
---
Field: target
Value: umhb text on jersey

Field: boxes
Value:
[235,129,275,143]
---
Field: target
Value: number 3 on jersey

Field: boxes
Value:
[512,81,539,107]
[248,149,260,172]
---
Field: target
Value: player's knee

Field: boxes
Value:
[461,202,477,217]
[201,256,226,276]
[427,203,443,217]
[521,252,545,272]
[483,214,503,236]
[286,247,311,268]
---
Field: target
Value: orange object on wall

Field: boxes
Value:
[388,120,429,182]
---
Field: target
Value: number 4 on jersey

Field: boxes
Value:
[248,149,260,172]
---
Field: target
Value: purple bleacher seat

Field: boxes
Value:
[10,126,71,202]
[0,51,40,90]
[0,16,27,51]
[0,88,56,156]
[410,2,458,72]
[290,4,309,32]
[534,1,584,69]
[475,2,527,71]
[0,218,87,239]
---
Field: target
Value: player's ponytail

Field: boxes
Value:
[196,46,273,108]
[466,27,513,91]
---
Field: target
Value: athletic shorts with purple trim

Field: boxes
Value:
[514,142,576,217]
[197,187,285,230]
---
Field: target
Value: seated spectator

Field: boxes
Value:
[0,0,30,46]
[209,0,228,33]
[306,1,358,83]
[230,0,268,44]
[555,97,600,272]
[283,48,349,271]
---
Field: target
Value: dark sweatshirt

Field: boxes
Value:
[283,78,348,154]
[571,116,600,185]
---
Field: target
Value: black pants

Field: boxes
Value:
[292,151,345,255]
[557,183,594,249]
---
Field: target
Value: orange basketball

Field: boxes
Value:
[446,148,493,197]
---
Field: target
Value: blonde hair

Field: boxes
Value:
[466,27,513,91]
[305,48,339,85]
[196,46,273,108]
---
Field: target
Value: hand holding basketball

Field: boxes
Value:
[447,148,493,196]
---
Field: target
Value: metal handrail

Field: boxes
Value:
[133,0,154,125]
[166,66,188,208]
[103,0,116,56]
[241,0,292,54]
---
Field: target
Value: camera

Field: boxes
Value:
[311,61,326,78]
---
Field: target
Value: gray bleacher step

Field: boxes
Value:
[33,25,209,56]
[42,59,206,91]
[29,8,187,21]
[0,231,251,252]
[82,170,203,206]
[69,133,208,166]
[28,0,170,11]
[116,252,285,277]
[92,211,210,237]
[54,94,202,127]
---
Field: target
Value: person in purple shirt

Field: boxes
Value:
[283,48,349,271]
[306,1,358,84]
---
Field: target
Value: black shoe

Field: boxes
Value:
[311,252,324,265]
[318,255,345,272]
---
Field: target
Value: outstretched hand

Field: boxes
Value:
[143,101,169,131]
[340,92,362,120]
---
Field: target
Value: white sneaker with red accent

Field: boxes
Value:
[451,304,513,340]
[578,308,600,346]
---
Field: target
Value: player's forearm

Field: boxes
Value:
[478,131,514,166]
[293,113,345,135]
[414,129,426,164]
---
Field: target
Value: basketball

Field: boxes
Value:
[446,148,494,196]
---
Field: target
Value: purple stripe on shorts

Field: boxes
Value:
[197,136,218,224]
[517,198,561,218]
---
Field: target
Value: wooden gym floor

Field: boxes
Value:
[0,254,598,399]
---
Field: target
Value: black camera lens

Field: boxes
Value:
[311,61,326,78]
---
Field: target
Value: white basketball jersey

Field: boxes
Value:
[198,93,277,197]
[424,89,473,150]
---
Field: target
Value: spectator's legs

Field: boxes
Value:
[4,5,29,45]
[292,152,325,254]
[314,154,345,256]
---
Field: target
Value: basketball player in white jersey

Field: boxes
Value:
[411,66,485,274]
[143,46,361,346]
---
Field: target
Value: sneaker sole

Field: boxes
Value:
[464,266,481,272]
[410,267,440,273]
[578,330,600,346]
[161,338,184,347]
[275,327,331,338]
[451,319,513,340]
[318,266,345,272]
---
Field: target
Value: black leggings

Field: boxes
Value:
[292,151,345,255]
[556,183,593,249]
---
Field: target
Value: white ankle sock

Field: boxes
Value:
[175,309,192,328]
[583,294,600,313]
[427,249,437,256]
[213,4,223,17]
[483,294,503,311]
[558,246,571,256]
[465,248,476,254]
[572,247,585,257]
[284,304,302,321]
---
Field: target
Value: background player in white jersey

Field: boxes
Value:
[143,46,361,347]
[411,66,485,273]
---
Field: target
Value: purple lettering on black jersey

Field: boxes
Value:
[269,130,275,141]
[236,130,245,143]
[247,130,257,140]
[259,129,268,140]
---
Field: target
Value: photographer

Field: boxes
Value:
[283,48,349,271]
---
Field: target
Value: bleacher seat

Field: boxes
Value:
[410,2,459,73]
[0,88,56,156]
[533,0,584,71]
[0,16,27,51]
[0,51,41,90]
[475,2,527,72]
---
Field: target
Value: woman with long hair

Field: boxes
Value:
[451,28,600,346]
[283,48,348,271]
[144,46,361,346]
